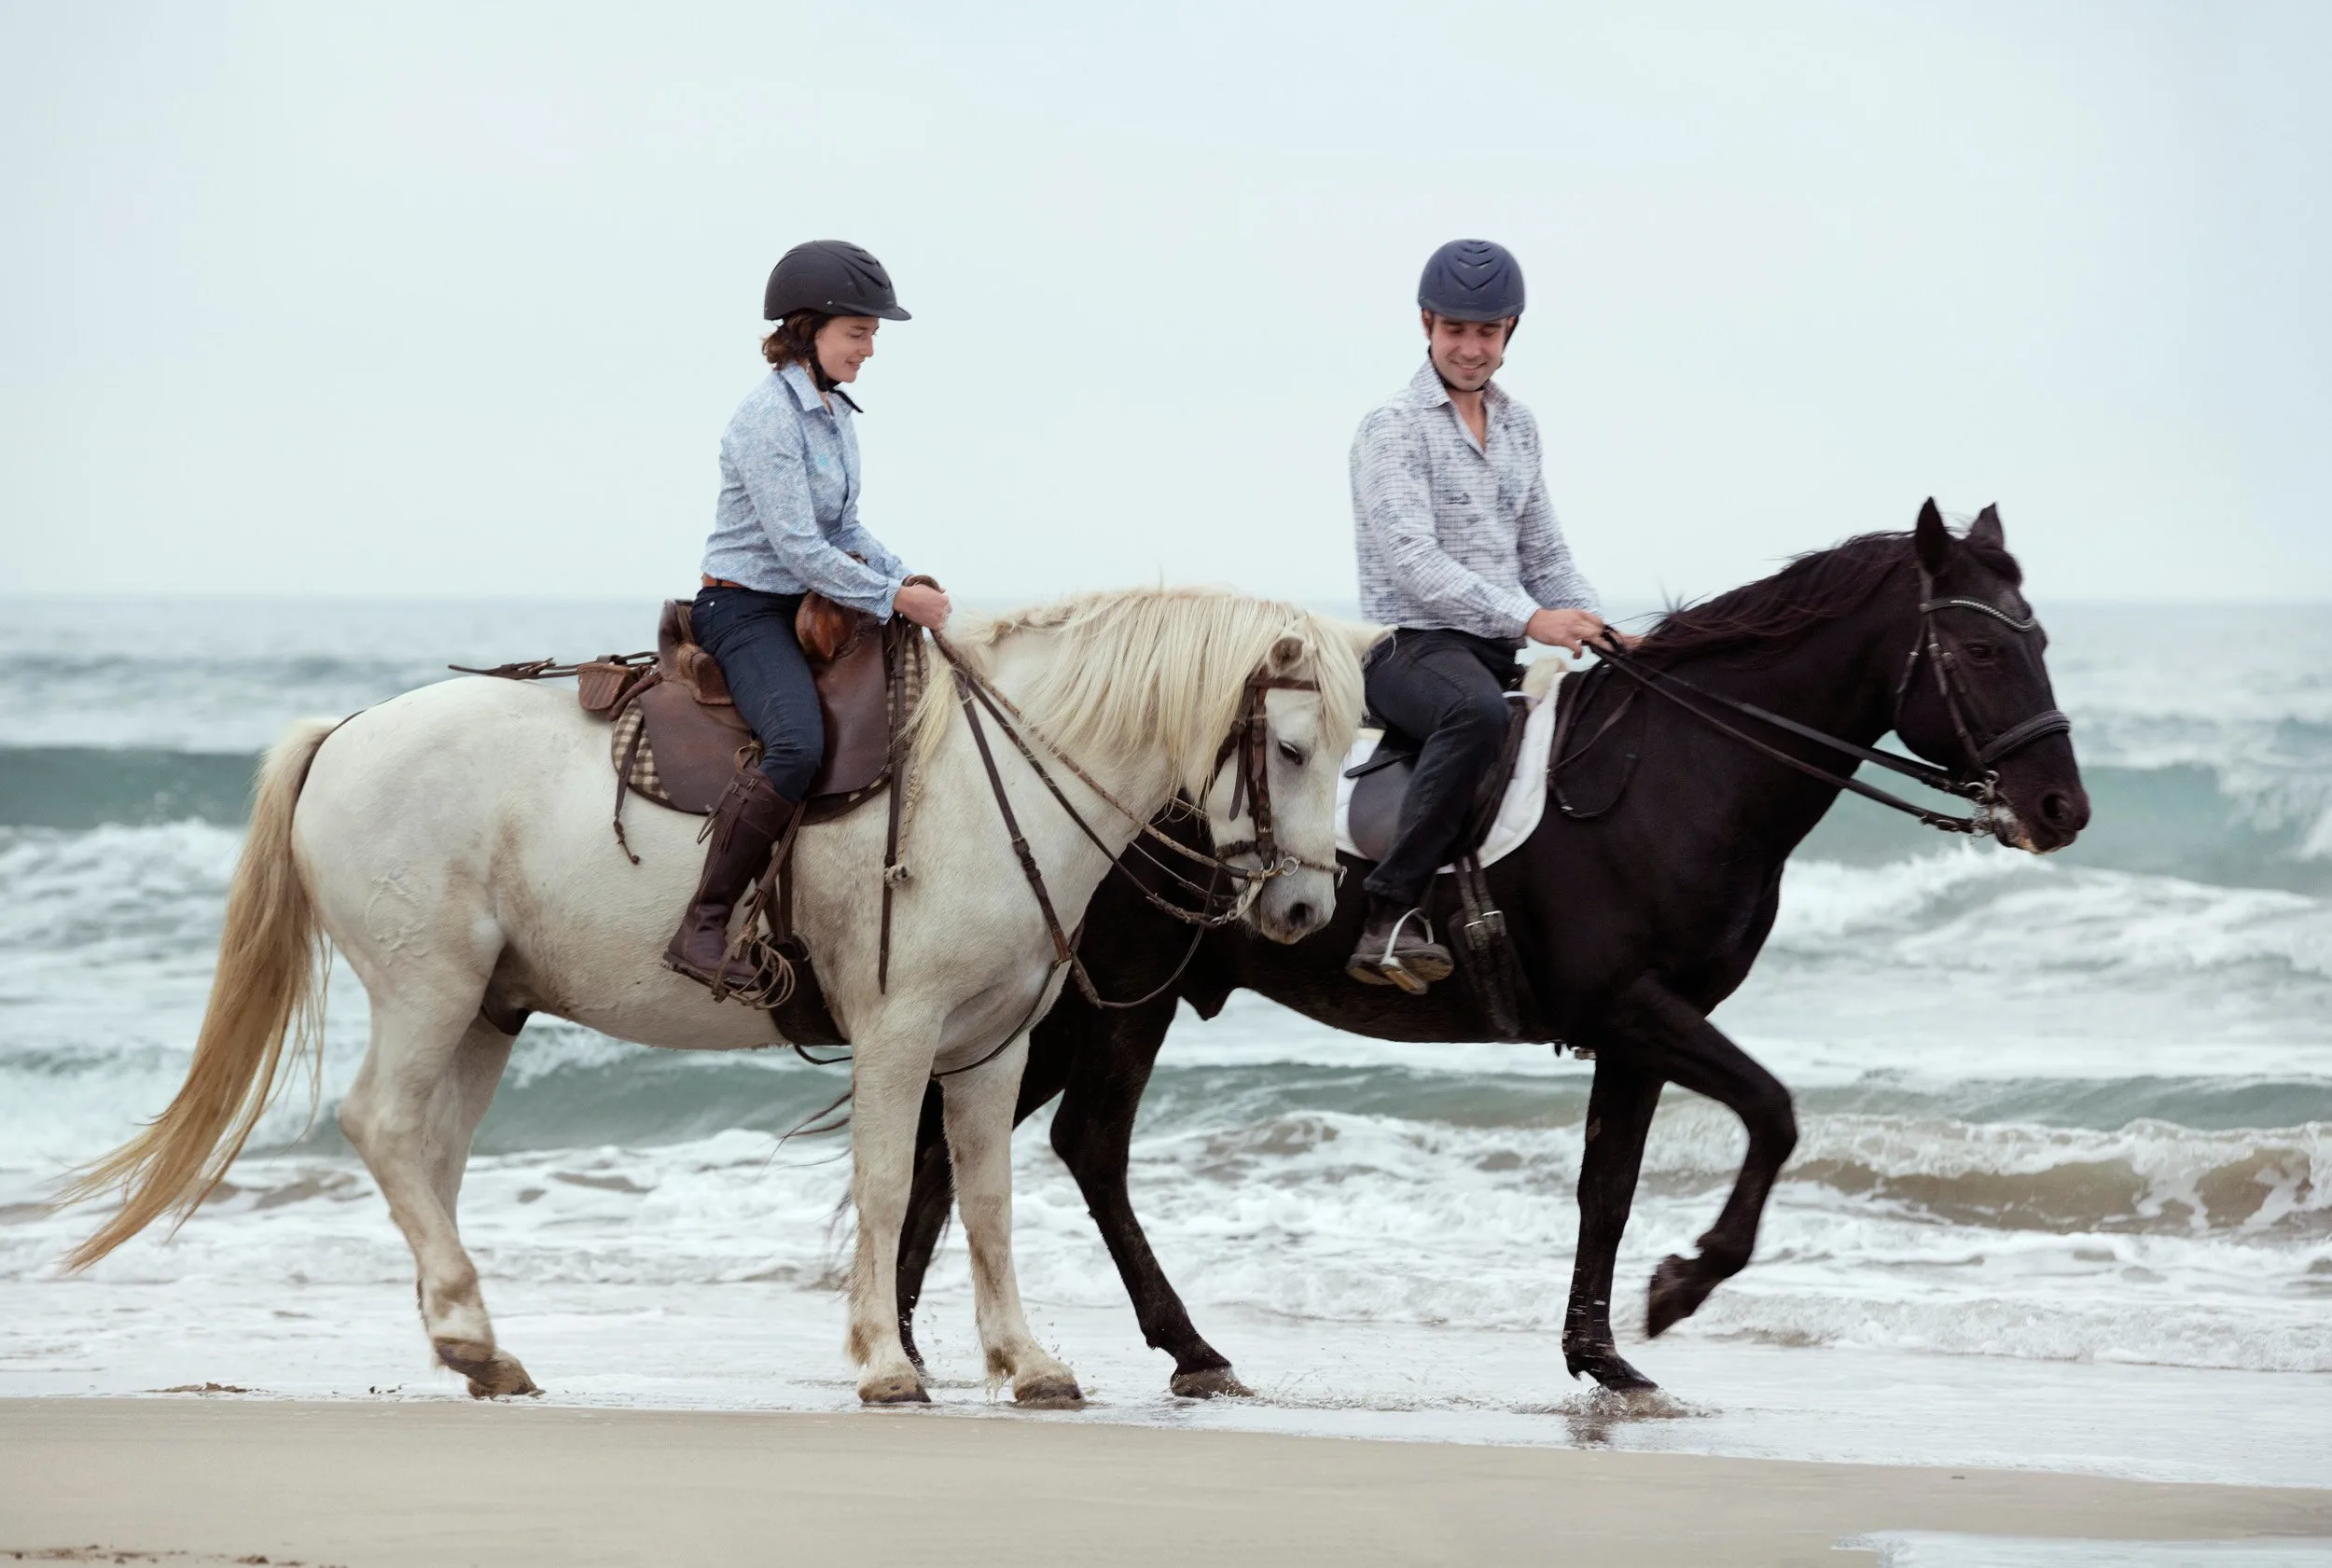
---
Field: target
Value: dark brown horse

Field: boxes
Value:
[896,504,2090,1395]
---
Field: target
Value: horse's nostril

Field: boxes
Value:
[2039,791,2077,828]
[1287,902,1316,929]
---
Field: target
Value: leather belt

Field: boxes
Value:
[701,576,750,590]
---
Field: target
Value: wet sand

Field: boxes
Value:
[1,1397,2325,1567]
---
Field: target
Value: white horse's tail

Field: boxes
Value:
[59,718,337,1271]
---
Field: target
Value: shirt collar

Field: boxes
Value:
[777,360,826,412]
[1402,357,1506,413]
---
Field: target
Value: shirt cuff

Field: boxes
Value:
[1495,589,1540,639]
[873,576,906,619]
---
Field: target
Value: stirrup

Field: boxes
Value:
[1375,908,1438,995]
[1347,906,1449,994]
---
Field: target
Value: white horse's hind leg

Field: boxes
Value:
[340,998,536,1399]
[942,1035,1082,1407]
[422,1017,514,1215]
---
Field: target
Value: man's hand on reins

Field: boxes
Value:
[1527,606,1631,654]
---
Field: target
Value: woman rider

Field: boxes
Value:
[665,240,952,992]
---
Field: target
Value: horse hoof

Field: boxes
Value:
[1170,1366,1254,1399]
[1645,1254,1702,1339]
[435,1341,540,1399]
[859,1371,931,1406]
[1013,1372,1085,1409]
[1563,1340,1659,1393]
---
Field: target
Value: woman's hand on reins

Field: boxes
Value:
[895,582,952,630]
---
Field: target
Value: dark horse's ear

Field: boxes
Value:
[1914,498,1953,575]
[1968,503,2006,552]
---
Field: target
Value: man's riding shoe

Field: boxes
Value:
[1345,896,1453,994]
[665,770,792,995]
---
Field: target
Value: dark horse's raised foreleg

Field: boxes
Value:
[897,994,1251,1395]
[1595,974,1798,1339]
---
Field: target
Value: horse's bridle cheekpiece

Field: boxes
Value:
[1584,562,2072,839]
[928,635,1331,1021]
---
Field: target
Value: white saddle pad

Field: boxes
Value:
[1334,679,1562,874]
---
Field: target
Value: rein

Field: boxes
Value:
[927,631,1324,1011]
[1581,568,2072,837]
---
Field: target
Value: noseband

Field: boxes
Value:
[1587,566,2072,837]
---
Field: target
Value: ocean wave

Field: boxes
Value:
[1801,760,2332,895]
[12,1098,2328,1373]
[1773,851,2332,982]
[0,820,240,950]
[12,655,2332,888]
[0,597,651,753]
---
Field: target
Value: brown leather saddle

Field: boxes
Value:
[598,598,901,823]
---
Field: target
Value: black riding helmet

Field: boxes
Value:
[1417,238,1524,322]
[764,240,911,322]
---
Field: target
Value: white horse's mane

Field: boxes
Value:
[912,585,1374,796]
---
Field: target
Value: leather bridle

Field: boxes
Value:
[927,637,1338,1016]
[1894,570,2075,778]
[1206,672,1341,881]
[1581,566,2073,838]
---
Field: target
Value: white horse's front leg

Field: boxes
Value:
[845,1013,943,1404]
[941,1033,1083,1407]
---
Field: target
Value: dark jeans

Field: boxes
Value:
[1362,627,1520,907]
[690,586,821,801]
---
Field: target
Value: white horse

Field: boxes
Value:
[62,587,1372,1406]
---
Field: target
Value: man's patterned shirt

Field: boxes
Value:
[1350,359,1600,642]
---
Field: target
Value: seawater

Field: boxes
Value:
[2,597,2327,1481]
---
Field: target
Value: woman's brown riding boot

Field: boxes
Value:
[664,770,792,993]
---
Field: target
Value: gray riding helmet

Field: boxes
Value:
[764,240,911,322]
[1417,239,1524,322]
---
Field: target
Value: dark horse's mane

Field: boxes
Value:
[1639,527,2021,660]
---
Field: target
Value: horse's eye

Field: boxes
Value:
[1965,641,1998,664]
[1277,740,1308,766]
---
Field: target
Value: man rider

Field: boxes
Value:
[1346,238,1619,992]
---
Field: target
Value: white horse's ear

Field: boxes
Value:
[1267,632,1308,674]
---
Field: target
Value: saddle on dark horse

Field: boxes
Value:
[458,590,925,1048]
[1340,690,1538,1038]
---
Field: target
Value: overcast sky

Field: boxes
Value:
[4,1,2325,608]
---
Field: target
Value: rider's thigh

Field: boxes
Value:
[695,590,824,792]
[1367,631,1510,743]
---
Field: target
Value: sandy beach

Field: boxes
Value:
[1,1396,2325,1568]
